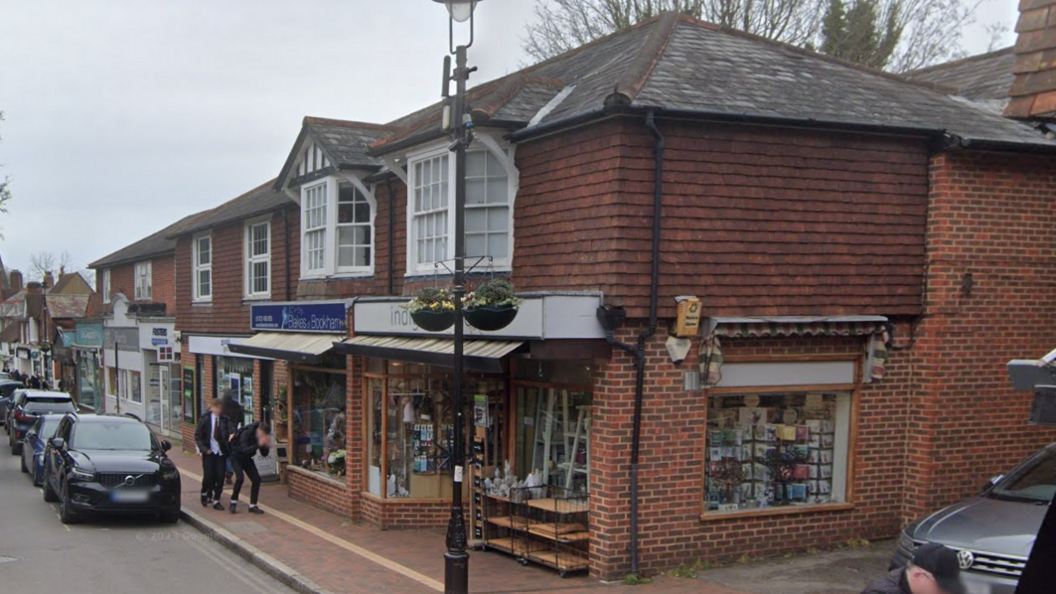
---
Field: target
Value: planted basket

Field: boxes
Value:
[465,305,518,332]
[412,309,456,332]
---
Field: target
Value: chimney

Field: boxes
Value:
[9,270,23,295]
[1005,0,1056,120]
[26,281,42,295]
[43,271,54,288]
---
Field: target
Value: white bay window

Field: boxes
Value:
[300,177,375,278]
[193,234,212,302]
[407,145,516,274]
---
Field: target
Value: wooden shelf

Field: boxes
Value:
[486,537,540,556]
[528,522,587,538]
[527,498,589,514]
[486,516,530,530]
[527,550,589,572]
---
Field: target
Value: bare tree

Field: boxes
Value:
[521,0,987,73]
[0,112,12,226]
[29,250,75,283]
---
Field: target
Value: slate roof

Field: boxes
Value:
[169,179,292,238]
[90,211,208,269]
[906,48,1015,104]
[0,323,20,343]
[275,119,395,190]
[371,13,1055,154]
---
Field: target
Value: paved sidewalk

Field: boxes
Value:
[169,446,748,594]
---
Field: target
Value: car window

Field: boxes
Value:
[70,421,153,451]
[24,401,76,414]
[37,418,59,439]
[990,449,1056,503]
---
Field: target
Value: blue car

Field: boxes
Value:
[21,414,63,486]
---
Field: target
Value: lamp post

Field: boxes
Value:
[432,1,481,593]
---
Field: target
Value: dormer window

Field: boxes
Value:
[300,176,375,278]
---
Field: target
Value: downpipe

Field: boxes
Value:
[599,111,664,578]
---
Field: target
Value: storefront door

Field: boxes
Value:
[158,366,171,433]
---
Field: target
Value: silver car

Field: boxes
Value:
[892,443,1054,594]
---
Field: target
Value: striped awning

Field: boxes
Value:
[706,316,888,339]
[227,332,338,364]
[334,336,524,373]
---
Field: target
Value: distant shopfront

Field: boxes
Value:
[73,321,104,413]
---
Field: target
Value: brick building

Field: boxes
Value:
[88,215,201,434]
[142,12,1056,582]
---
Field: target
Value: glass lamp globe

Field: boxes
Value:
[433,0,479,22]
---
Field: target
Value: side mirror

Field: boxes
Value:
[983,474,1004,493]
[26,431,36,441]
[160,440,172,452]
[50,437,65,450]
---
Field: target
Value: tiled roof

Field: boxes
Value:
[168,179,292,238]
[275,119,394,190]
[90,211,209,269]
[906,48,1015,105]
[373,14,1054,154]
[0,323,20,343]
[1006,0,1056,120]
[46,294,91,319]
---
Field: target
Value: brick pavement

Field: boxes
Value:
[169,447,749,594]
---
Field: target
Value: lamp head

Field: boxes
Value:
[433,0,479,23]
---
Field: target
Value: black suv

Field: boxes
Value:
[8,391,75,454]
[42,413,181,524]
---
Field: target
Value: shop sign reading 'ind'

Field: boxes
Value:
[251,303,347,333]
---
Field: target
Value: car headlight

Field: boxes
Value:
[161,468,180,481]
[69,467,95,482]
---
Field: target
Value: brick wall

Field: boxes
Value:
[97,254,176,313]
[359,494,453,529]
[175,206,300,336]
[288,466,354,517]
[902,151,1056,519]
[513,118,928,319]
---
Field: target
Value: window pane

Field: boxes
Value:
[487,233,508,258]
[488,207,509,232]
[338,202,355,224]
[467,179,486,205]
[466,151,486,177]
[354,203,370,223]
[487,151,504,176]
[487,179,509,204]
[466,209,486,232]
[466,234,486,258]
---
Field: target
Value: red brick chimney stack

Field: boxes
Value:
[9,270,23,295]
[1005,0,1056,120]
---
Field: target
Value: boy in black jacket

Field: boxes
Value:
[194,398,235,510]
[229,422,270,514]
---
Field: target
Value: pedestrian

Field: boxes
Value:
[194,398,234,510]
[28,375,40,389]
[228,421,270,514]
[861,543,965,594]
[220,390,243,484]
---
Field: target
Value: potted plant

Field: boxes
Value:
[327,449,347,476]
[464,279,522,331]
[404,287,456,332]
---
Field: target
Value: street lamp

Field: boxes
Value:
[431,2,482,593]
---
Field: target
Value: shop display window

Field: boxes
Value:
[216,357,254,426]
[704,391,852,513]
[289,370,346,476]
[514,386,592,494]
[365,359,504,500]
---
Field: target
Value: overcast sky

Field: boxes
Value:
[0,0,1019,277]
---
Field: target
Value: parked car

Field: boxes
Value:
[21,414,64,486]
[892,443,1054,594]
[41,413,181,524]
[0,380,26,428]
[8,391,75,454]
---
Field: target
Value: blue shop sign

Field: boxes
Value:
[251,302,347,333]
[75,323,104,347]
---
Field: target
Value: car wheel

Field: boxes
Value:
[20,454,28,473]
[59,481,81,525]
[42,476,59,502]
[32,467,42,487]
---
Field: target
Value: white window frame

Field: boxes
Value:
[299,174,377,279]
[335,180,376,274]
[193,234,213,303]
[134,260,152,301]
[101,269,111,303]
[405,141,517,275]
[244,218,271,299]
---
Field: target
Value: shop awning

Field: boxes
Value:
[227,332,338,364]
[706,315,888,338]
[334,336,524,373]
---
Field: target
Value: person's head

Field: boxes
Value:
[256,424,271,447]
[906,544,966,594]
[210,398,223,415]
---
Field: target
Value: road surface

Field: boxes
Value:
[0,440,296,594]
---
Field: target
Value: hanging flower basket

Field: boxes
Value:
[412,309,457,332]
[464,279,522,332]
[465,305,518,332]
[404,287,456,332]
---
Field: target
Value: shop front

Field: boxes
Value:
[186,335,267,423]
[72,321,104,412]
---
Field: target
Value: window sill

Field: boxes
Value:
[242,295,271,303]
[299,273,374,282]
[700,502,855,522]
[191,300,212,307]
[287,464,348,488]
